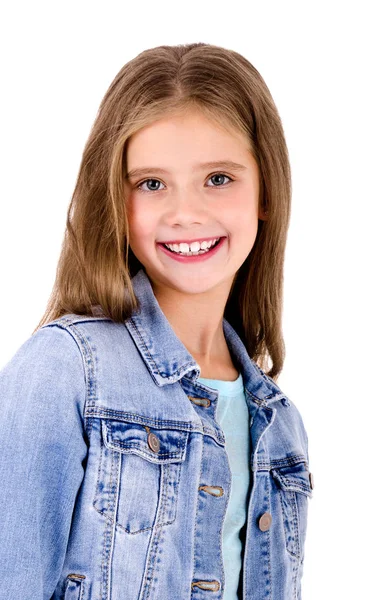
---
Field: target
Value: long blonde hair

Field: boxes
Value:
[35,43,292,380]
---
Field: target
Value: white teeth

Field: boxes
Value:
[164,237,220,254]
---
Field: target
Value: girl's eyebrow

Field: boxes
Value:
[126,160,247,180]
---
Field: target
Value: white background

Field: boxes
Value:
[0,1,384,597]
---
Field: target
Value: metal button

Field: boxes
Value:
[258,512,272,531]
[188,396,211,408]
[309,472,314,490]
[147,432,160,453]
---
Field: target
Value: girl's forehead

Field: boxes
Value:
[127,109,252,158]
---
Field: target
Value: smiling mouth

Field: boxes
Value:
[160,238,223,256]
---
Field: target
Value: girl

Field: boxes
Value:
[0,43,313,599]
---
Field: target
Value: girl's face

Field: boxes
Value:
[124,108,264,299]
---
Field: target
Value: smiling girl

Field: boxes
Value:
[0,43,313,600]
[124,107,263,381]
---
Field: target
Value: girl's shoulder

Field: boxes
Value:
[0,316,90,435]
[1,317,88,378]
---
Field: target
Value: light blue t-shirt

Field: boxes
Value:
[197,372,250,600]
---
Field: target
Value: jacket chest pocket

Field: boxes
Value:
[271,461,313,562]
[93,418,189,534]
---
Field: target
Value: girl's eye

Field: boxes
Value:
[136,179,166,193]
[206,173,233,187]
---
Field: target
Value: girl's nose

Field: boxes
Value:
[165,188,208,226]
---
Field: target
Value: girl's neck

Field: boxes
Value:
[151,278,238,379]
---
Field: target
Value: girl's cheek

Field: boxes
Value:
[128,211,155,240]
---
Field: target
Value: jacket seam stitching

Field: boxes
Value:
[190,437,204,599]
[42,320,96,440]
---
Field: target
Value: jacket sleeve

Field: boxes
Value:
[0,325,88,599]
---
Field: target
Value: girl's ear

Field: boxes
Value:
[258,207,269,221]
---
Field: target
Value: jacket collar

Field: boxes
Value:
[125,269,283,404]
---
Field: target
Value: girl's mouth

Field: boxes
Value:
[157,237,226,263]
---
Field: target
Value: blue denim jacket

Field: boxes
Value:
[0,268,313,600]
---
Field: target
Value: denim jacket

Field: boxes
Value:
[0,268,313,600]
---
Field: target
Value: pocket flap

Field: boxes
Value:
[271,461,313,498]
[101,419,189,464]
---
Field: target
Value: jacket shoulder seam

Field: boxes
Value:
[40,321,97,439]
[41,314,112,327]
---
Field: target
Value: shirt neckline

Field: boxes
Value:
[197,372,244,396]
